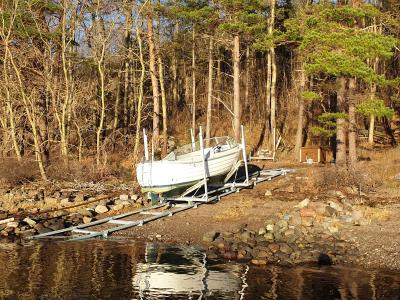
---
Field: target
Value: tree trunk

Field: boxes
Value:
[336,77,347,166]
[6,37,47,179]
[158,51,168,156]
[172,53,178,112]
[184,61,190,106]
[368,114,375,145]
[233,34,241,142]
[368,19,379,146]
[156,8,168,156]
[93,8,107,167]
[191,26,196,131]
[96,53,106,166]
[60,0,71,162]
[147,15,160,151]
[216,53,222,117]
[206,36,214,146]
[123,58,130,132]
[348,78,357,170]
[6,102,21,161]
[294,65,305,161]
[113,70,122,131]
[172,22,179,112]
[73,109,83,162]
[123,6,132,133]
[269,0,277,141]
[266,51,272,136]
[245,45,250,110]
[133,18,146,158]
[336,118,347,166]
[2,45,21,161]
[270,47,277,137]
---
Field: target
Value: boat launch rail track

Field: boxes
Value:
[28,168,292,241]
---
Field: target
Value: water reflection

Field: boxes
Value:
[0,240,399,299]
[133,244,244,299]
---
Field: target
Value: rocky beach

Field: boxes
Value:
[0,182,144,239]
[2,163,398,272]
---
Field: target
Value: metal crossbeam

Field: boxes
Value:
[29,203,168,240]
[72,229,99,235]
[29,203,198,241]
[139,211,164,216]
[108,220,136,225]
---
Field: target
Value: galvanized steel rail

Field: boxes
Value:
[28,168,291,241]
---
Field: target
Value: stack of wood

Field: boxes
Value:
[391,117,400,143]
[358,127,397,145]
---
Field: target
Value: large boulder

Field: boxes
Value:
[83,217,94,224]
[23,217,36,228]
[130,194,139,201]
[78,208,93,217]
[74,192,87,202]
[119,194,129,201]
[112,204,124,211]
[295,198,310,209]
[95,205,109,214]
[45,197,59,207]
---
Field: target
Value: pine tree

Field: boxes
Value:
[284,3,398,167]
[357,99,395,145]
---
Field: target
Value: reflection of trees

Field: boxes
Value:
[0,241,144,299]
[0,242,20,298]
[0,242,399,299]
[246,265,400,300]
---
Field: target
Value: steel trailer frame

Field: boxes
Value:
[28,125,292,241]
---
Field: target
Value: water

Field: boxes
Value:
[0,240,399,299]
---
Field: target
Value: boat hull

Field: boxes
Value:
[137,145,241,194]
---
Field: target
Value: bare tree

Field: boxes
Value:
[233,34,241,142]
[147,13,160,151]
[133,2,148,157]
[205,36,214,145]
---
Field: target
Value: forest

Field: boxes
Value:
[0,0,399,182]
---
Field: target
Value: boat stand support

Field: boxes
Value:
[167,124,253,204]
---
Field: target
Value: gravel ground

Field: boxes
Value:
[344,210,400,271]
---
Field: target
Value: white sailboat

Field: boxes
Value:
[136,135,241,194]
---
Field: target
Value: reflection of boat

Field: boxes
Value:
[136,136,241,194]
[132,244,243,297]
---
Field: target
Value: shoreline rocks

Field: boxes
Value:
[0,190,145,239]
[204,197,368,267]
